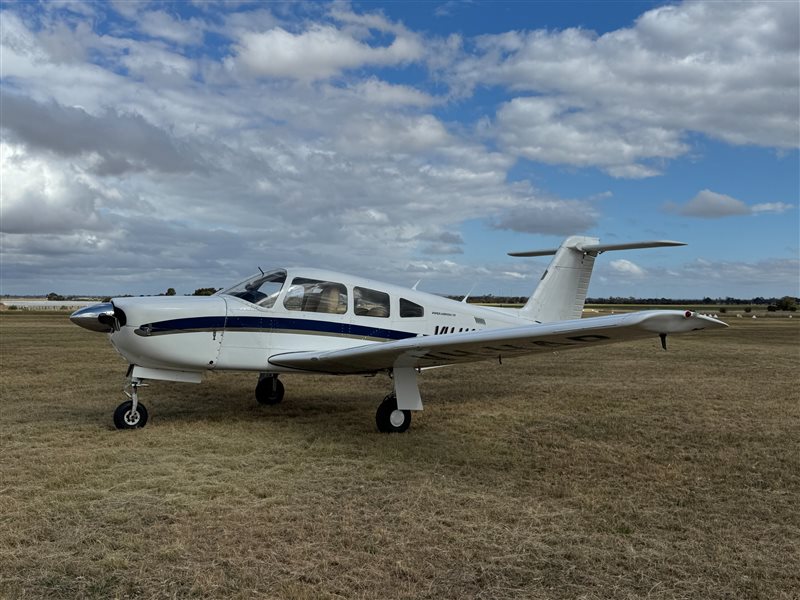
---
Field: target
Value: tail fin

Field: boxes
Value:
[509,237,686,323]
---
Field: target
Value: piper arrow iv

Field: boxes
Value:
[71,236,727,432]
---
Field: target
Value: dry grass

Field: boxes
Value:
[1,312,798,599]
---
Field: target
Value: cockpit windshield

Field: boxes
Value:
[218,269,287,308]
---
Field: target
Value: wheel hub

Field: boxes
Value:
[124,410,140,426]
[389,409,406,428]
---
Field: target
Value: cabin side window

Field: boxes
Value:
[283,278,347,314]
[354,287,390,318]
[400,298,424,318]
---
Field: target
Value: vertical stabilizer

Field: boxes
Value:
[509,237,686,323]
[518,236,598,322]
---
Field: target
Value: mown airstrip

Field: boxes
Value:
[1,308,797,599]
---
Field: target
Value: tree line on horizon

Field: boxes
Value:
[18,291,799,312]
[450,294,798,311]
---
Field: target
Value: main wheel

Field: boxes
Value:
[376,395,411,433]
[113,400,149,429]
[255,377,285,405]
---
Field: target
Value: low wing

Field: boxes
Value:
[268,310,727,375]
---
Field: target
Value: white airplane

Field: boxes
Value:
[70,236,727,432]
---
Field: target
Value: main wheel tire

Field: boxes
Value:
[255,377,285,405]
[375,396,411,433]
[113,400,149,429]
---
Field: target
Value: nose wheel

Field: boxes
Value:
[114,377,149,429]
[114,400,149,429]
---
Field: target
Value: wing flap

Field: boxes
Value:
[267,311,726,374]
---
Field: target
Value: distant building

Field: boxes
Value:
[0,300,98,311]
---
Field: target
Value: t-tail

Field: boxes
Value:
[509,236,686,323]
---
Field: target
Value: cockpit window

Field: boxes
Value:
[354,287,390,318]
[219,269,287,308]
[283,278,347,314]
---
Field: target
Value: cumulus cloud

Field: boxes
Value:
[672,190,750,218]
[491,199,599,235]
[229,24,422,80]
[678,258,800,291]
[119,42,196,81]
[328,4,415,38]
[0,2,795,297]
[349,78,436,107]
[421,244,464,255]
[0,0,591,294]
[415,231,464,245]
[0,92,201,175]
[137,10,206,46]
[335,113,451,155]
[434,2,461,18]
[592,256,800,298]
[414,230,465,255]
[0,143,105,234]
[456,1,799,175]
[493,97,686,177]
[668,190,795,218]
[751,203,794,215]
[609,259,646,278]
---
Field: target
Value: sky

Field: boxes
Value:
[1,0,798,299]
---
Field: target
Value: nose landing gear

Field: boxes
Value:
[114,377,149,429]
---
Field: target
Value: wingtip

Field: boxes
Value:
[635,310,729,334]
[698,314,729,328]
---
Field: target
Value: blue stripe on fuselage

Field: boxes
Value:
[137,315,417,341]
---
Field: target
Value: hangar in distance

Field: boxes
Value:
[70,235,727,432]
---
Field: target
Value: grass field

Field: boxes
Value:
[1,312,798,599]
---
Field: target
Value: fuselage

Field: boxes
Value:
[100,267,533,375]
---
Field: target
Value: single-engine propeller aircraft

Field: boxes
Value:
[71,236,727,432]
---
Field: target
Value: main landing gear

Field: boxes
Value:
[375,394,411,433]
[375,368,422,433]
[255,374,284,405]
[254,370,420,434]
[114,377,149,429]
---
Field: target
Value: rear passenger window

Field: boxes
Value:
[283,278,347,314]
[354,287,390,318]
[400,298,424,318]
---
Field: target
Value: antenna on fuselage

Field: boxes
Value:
[258,266,264,275]
[411,280,421,290]
[461,283,476,303]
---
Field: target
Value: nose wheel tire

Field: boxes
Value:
[256,377,285,405]
[376,395,411,433]
[113,400,149,429]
